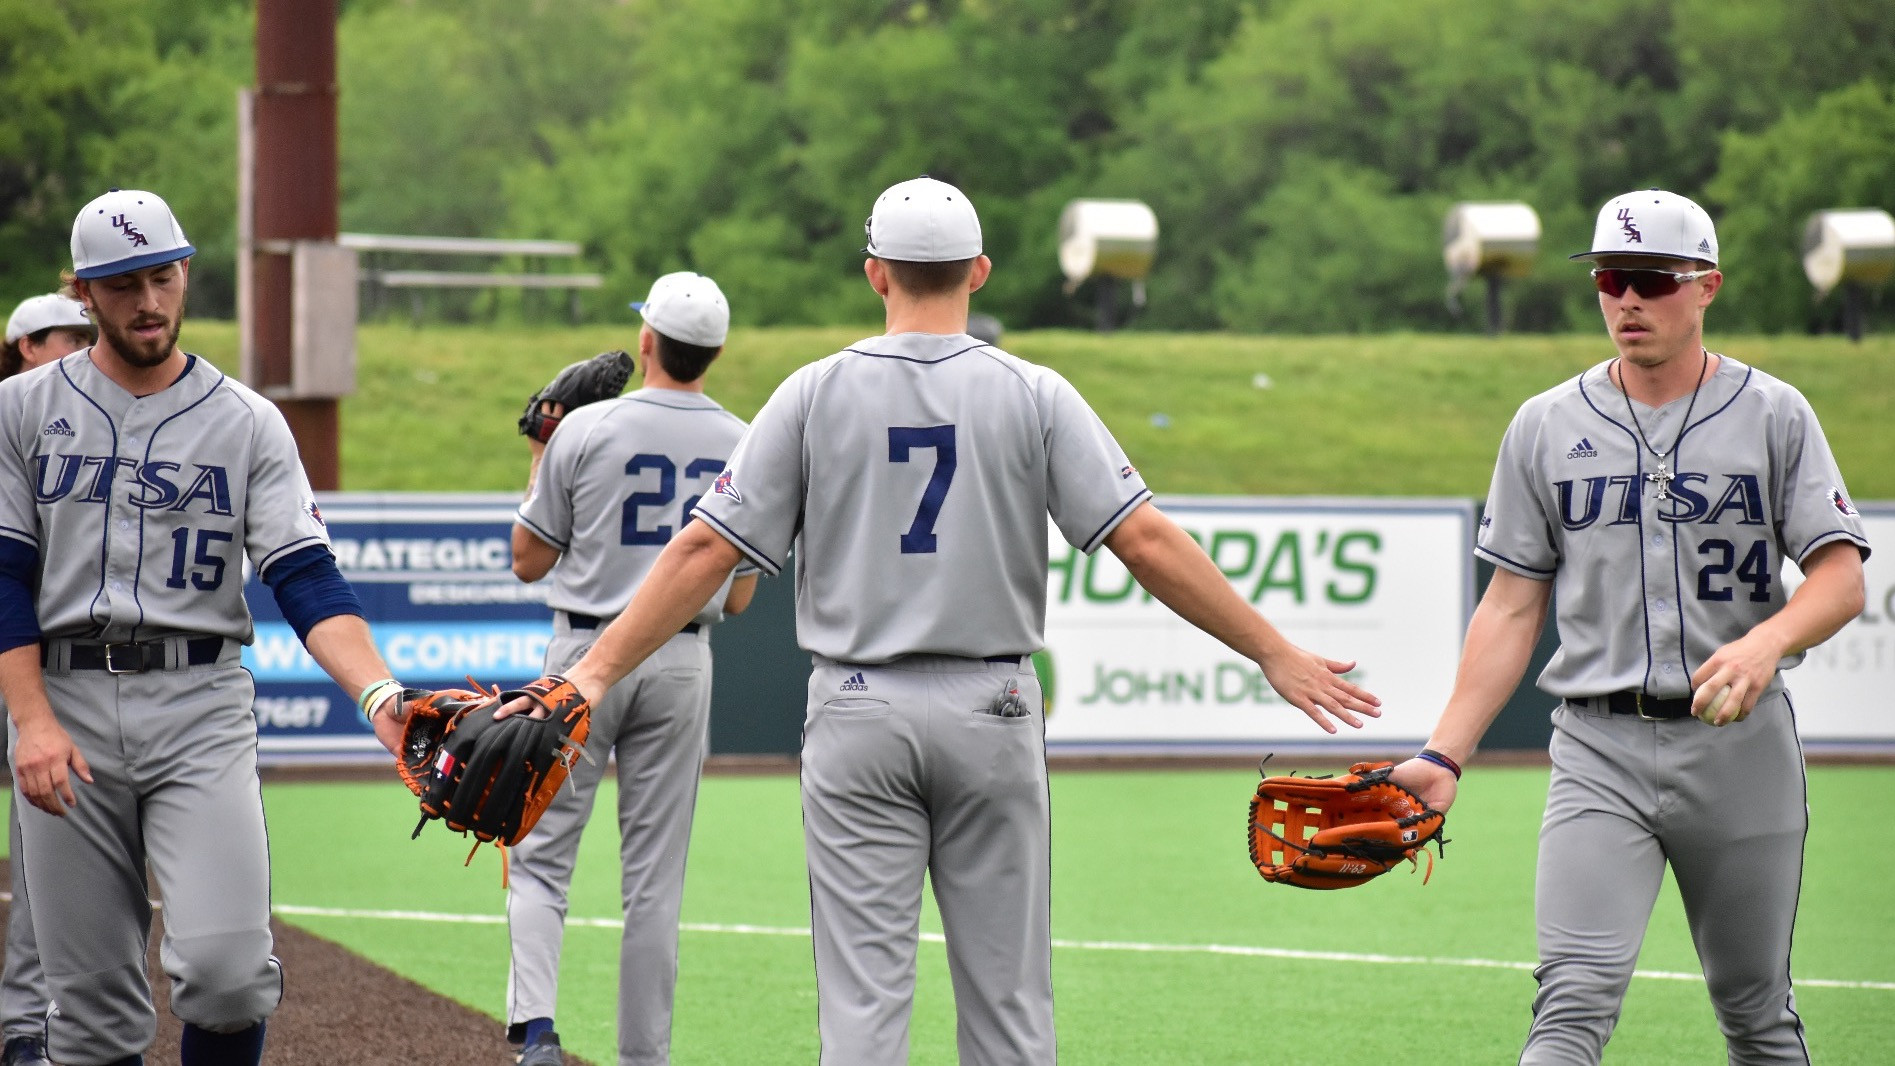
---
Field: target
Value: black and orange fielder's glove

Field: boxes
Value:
[1248,761,1447,889]
[411,675,593,848]
[517,350,634,443]
[395,687,489,798]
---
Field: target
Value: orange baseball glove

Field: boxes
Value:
[1248,761,1447,889]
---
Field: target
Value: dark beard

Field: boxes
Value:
[98,312,182,369]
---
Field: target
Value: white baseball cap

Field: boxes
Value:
[864,177,982,263]
[71,188,196,280]
[6,294,93,345]
[630,271,729,348]
[1571,189,1718,264]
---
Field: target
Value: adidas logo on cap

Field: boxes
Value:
[1566,437,1597,459]
[840,672,868,692]
[42,418,76,438]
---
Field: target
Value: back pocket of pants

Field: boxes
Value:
[822,698,892,717]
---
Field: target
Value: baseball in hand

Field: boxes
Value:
[1697,683,1733,724]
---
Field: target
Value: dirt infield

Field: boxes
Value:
[0,859,596,1065]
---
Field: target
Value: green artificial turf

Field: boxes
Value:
[12,766,1880,1063]
[173,321,1895,500]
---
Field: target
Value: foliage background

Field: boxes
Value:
[5,0,1895,333]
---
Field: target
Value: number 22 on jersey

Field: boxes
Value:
[621,453,724,546]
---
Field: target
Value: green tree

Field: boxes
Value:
[1707,81,1895,332]
[0,0,157,299]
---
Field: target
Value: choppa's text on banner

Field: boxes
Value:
[1037,498,1476,749]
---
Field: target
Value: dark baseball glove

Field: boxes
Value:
[395,687,490,798]
[410,675,593,848]
[517,350,634,443]
[1248,760,1447,889]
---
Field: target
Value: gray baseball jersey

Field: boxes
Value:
[0,350,300,1059]
[507,385,751,1065]
[1474,352,1868,1064]
[0,352,329,642]
[1476,354,1868,697]
[516,387,753,625]
[694,331,1147,1064]
[694,332,1150,661]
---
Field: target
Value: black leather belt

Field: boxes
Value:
[50,636,226,673]
[983,654,1024,665]
[563,611,699,636]
[1601,691,1693,720]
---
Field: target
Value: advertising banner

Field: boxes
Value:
[1039,497,1477,752]
[244,494,549,762]
[1781,504,1895,744]
[237,494,1887,761]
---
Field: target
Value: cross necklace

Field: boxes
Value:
[1615,348,1710,501]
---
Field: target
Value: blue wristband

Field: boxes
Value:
[1416,748,1462,779]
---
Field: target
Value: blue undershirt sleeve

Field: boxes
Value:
[262,544,364,643]
[0,538,41,655]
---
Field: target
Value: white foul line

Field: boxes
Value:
[268,904,1895,992]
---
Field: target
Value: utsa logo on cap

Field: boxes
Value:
[71,189,196,280]
[1572,189,1718,265]
[711,467,742,503]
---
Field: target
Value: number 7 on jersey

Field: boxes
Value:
[888,425,957,554]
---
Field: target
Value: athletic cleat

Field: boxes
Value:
[0,1035,50,1066]
[516,1030,565,1066]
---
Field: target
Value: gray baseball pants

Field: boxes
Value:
[20,647,279,1065]
[4,739,50,1043]
[507,623,712,1066]
[801,653,1055,1066]
[1522,690,1809,1065]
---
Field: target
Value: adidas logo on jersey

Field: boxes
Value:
[1566,437,1598,459]
[42,418,75,437]
[840,672,868,692]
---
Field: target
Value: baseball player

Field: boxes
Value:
[0,189,415,1066]
[0,294,87,1066]
[1390,190,1868,1064]
[504,272,758,1066]
[501,177,1380,1064]
[5,294,96,381]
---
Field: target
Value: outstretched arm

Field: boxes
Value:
[1101,501,1380,733]
[1388,567,1551,811]
[554,520,744,708]
[300,614,407,755]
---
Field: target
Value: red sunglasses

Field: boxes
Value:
[1591,267,1713,299]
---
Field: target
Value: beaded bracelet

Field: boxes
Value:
[1416,747,1462,780]
[357,678,404,722]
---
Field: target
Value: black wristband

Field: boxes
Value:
[1417,747,1462,780]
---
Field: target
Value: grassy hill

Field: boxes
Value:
[175,321,1895,498]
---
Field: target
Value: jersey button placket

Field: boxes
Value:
[1644,525,1684,691]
